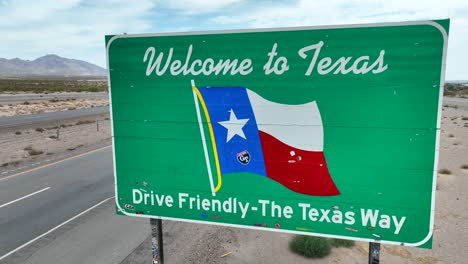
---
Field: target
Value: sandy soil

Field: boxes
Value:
[0,97,108,117]
[0,117,111,173]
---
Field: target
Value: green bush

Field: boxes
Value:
[289,235,331,258]
[330,238,355,248]
[0,79,108,93]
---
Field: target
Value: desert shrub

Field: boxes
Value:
[14,131,22,135]
[1,161,21,167]
[67,144,84,151]
[289,235,331,258]
[0,79,107,93]
[28,149,44,156]
[461,164,468,169]
[35,127,45,133]
[88,86,99,92]
[438,168,452,175]
[330,238,355,248]
[75,120,95,125]
[24,146,43,156]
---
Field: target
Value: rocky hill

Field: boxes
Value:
[0,54,107,77]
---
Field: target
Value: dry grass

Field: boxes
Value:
[415,256,439,264]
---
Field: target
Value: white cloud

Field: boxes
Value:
[0,0,467,79]
[0,0,81,26]
[208,0,468,80]
[0,0,156,66]
[211,0,466,27]
[158,0,244,14]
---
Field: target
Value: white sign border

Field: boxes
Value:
[106,19,448,247]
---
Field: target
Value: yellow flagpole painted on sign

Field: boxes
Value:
[192,81,223,193]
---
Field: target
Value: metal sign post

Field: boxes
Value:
[150,218,164,264]
[368,242,380,264]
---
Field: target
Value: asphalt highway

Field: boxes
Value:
[0,106,109,130]
[0,147,114,257]
[0,92,108,105]
[0,147,149,264]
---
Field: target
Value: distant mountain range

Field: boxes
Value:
[0,54,107,77]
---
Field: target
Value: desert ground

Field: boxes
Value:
[0,93,108,117]
[1,95,467,264]
[0,93,111,175]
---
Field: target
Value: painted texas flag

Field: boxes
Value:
[192,82,339,196]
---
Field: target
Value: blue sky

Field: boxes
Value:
[0,0,467,79]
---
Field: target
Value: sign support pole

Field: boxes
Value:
[150,218,164,264]
[368,242,380,264]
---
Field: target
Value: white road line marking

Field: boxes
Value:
[0,145,111,182]
[0,196,114,261]
[0,187,50,209]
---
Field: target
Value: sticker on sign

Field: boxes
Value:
[106,19,449,248]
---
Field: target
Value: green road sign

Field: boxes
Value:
[106,20,449,248]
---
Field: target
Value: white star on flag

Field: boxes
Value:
[218,109,249,143]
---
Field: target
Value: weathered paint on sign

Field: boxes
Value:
[106,20,449,248]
